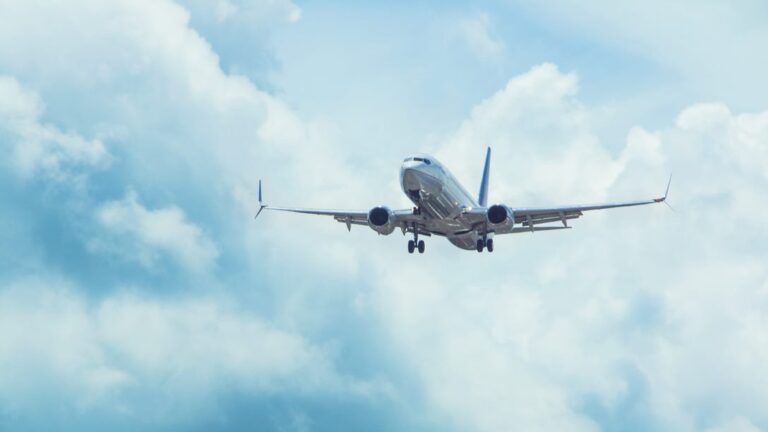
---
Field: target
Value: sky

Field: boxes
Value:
[1,1,768,431]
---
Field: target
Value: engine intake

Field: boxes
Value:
[368,207,389,226]
[368,206,396,235]
[487,204,511,225]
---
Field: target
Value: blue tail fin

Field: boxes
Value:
[478,147,491,207]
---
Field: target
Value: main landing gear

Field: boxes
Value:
[407,222,425,254]
[476,236,493,253]
[407,239,425,254]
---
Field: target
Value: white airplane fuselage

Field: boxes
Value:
[400,155,484,250]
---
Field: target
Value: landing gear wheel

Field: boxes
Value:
[408,222,424,255]
[486,239,494,253]
[476,239,484,253]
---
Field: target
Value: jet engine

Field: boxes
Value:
[368,206,396,235]
[487,204,513,227]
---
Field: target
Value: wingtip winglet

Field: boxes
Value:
[254,179,267,220]
[653,174,672,203]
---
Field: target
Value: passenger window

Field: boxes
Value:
[424,159,431,165]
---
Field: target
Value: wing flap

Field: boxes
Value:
[509,226,571,234]
[519,212,582,226]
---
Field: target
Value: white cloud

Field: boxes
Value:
[0,278,378,420]
[5,0,358,210]
[458,12,504,60]
[240,0,302,23]
[675,103,768,180]
[365,64,768,432]
[215,0,240,22]
[0,75,109,181]
[181,0,302,24]
[0,0,366,277]
[509,1,768,107]
[93,191,219,272]
[705,417,762,432]
[3,0,768,430]
[438,63,631,206]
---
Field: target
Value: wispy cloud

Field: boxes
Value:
[0,76,109,182]
[0,279,381,421]
[458,12,504,60]
[93,191,219,272]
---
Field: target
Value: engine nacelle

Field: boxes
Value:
[487,204,513,227]
[367,206,396,235]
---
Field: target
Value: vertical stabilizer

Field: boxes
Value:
[478,147,491,207]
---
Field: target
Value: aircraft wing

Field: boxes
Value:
[260,206,369,225]
[505,198,664,231]
[258,206,421,231]
[492,176,672,234]
[253,181,421,232]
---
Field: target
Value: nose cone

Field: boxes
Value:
[401,159,423,171]
[400,160,426,189]
[400,162,442,196]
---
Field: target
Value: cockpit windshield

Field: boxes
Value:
[403,157,432,165]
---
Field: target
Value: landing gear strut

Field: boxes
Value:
[407,222,425,254]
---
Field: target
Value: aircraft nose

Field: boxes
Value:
[400,161,423,186]
[401,163,441,195]
[401,166,420,189]
[401,160,423,170]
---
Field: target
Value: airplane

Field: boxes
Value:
[255,148,671,253]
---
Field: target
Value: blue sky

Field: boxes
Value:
[1,1,768,431]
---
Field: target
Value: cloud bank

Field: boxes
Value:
[1,1,768,431]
